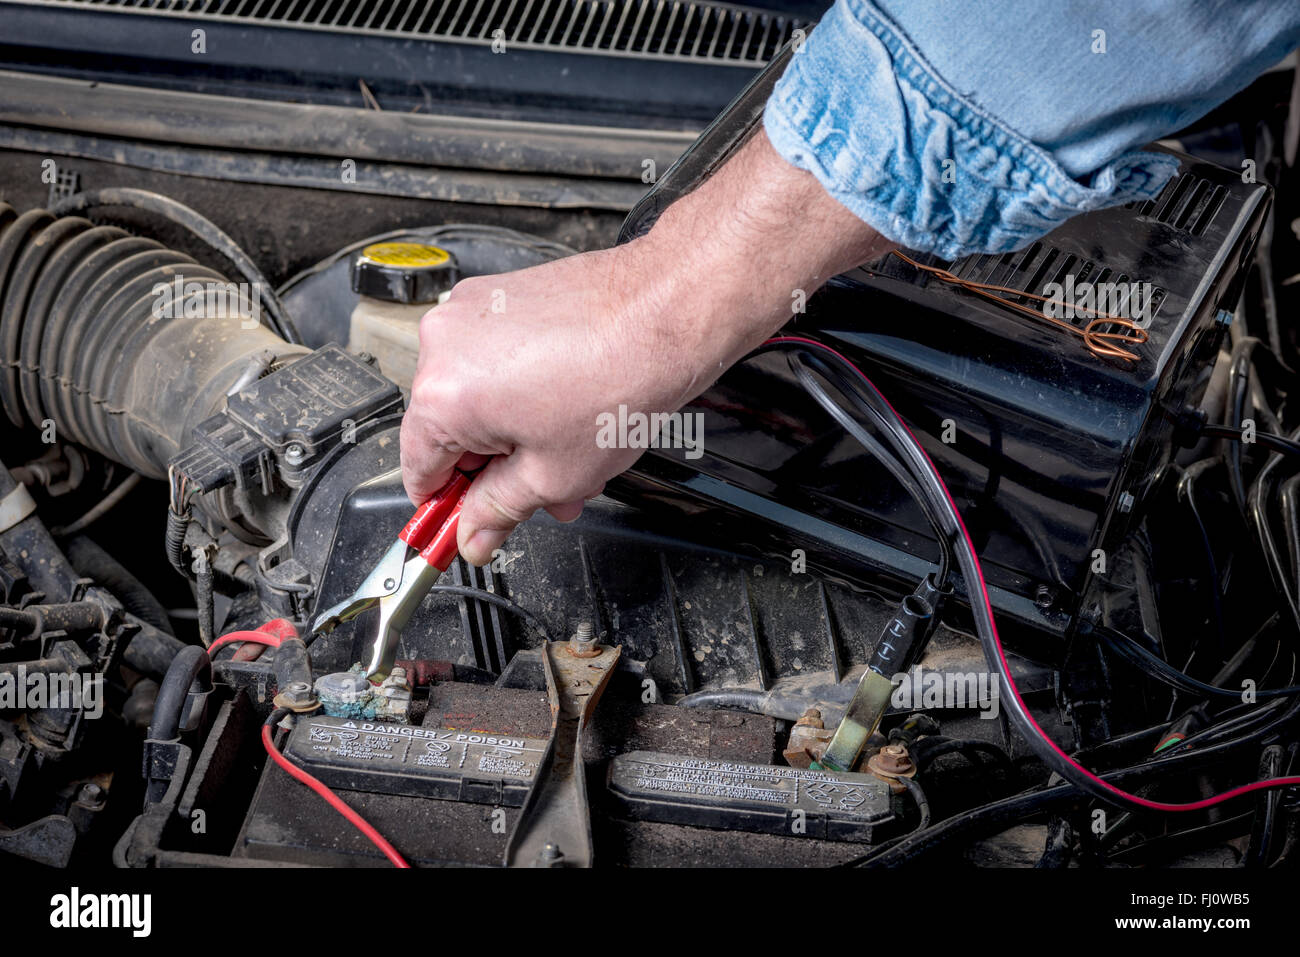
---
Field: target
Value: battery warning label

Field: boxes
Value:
[607,751,894,842]
[285,715,548,806]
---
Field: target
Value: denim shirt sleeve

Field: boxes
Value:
[763,0,1300,260]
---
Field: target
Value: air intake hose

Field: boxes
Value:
[0,203,307,478]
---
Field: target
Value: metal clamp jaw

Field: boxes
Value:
[310,472,470,679]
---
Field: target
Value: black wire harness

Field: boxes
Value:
[755,335,1300,819]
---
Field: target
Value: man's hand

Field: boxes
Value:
[400,129,894,565]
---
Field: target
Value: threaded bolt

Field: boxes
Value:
[569,621,600,658]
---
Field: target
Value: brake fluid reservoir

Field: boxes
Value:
[347,242,459,390]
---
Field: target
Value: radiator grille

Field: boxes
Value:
[4,0,805,65]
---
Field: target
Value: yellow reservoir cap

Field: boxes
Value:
[359,242,452,268]
[352,241,460,303]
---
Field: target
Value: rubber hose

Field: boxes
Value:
[65,535,174,636]
[1244,744,1288,868]
[119,614,187,679]
[147,645,211,743]
[0,606,37,635]
[0,203,308,479]
[0,455,82,599]
[49,187,299,344]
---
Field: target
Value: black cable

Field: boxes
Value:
[914,736,1011,771]
[302,583,556,647]
[1071,721,1166,764]
[1173,697,1291,752]
[1175,459,1227,651]
[1223,337,1281,516]
[757,336,1300,815]
[426,585,554,640]
[1280,473,1300,591]
[1029,697,1290,858]
[1244,744,1290,868]
[1093,696,1298,863]
[1203,423,1300,459]
[900,774,931,831]
[1073,687,1285,772]
[849,690,1300,867]
[164,507,193,581]
[1246,424,1300,634]
[789,353,954,584]
[195,554,215,649]
[678,689,770,712]
[795,351,963,576]
[1107,811,1255,866]
[842,774,934,863]
[1094,623,1300,700]
[1087,697,1291,858]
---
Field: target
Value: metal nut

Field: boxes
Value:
[535,842,565,867]
[275,679,320,712]
[794,707,824,730]
[867,743,917,792]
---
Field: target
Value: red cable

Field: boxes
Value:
[206,618,298,660]
[206,631,280,658]
[221,618,408,866]
[256,618,300,643]
[261,723,410,868]
[198,620,409,864]
[767,335,1300,812]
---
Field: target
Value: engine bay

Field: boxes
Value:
[0,1,1299,879]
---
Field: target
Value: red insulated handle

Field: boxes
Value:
[397,472,471,551]
[417,488,469,571]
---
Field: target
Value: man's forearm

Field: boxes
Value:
[401,128,893,564]
[635,129,895,392]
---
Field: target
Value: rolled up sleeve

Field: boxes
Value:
[763,0,1300,259]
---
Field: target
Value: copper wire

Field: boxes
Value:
[889,251,1150,362]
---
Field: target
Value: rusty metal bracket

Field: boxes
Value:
[504,635,620,868]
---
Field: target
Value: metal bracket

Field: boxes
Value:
[504,638,620,868]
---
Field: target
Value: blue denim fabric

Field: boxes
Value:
[763,0,1300,259]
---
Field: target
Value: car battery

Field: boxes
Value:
[235,680,898,866]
